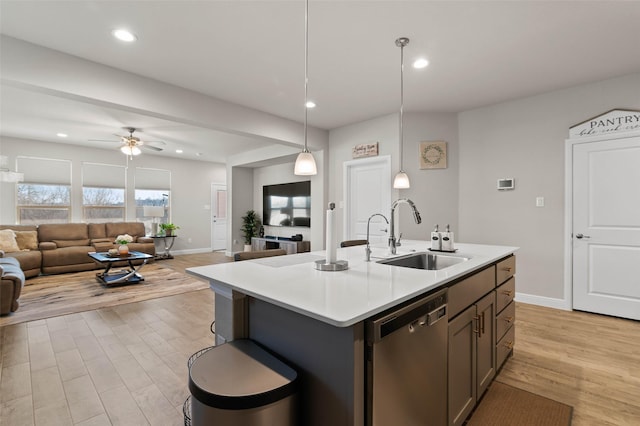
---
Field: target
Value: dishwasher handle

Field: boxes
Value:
[367,289,448,343]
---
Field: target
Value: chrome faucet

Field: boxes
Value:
[389,198,422,255]
[366,213,389,261]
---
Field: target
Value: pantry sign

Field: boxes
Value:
[570,109,640,138]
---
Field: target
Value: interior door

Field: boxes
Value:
[344,156,391,243]
[211,184,227,251]
[572,136,640,320]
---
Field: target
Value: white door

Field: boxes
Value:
[211,184,227,251]
[344,156,391,243]
[572,136,640,320]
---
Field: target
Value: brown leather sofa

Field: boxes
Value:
[0,225,42,278]
[38,222,155,275]
[0,256,24,315]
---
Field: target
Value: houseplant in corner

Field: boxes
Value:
[241,210,261,252]
[160,223,180,237]
[115,234,133,255]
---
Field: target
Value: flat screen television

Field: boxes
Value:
[263,181,311,227]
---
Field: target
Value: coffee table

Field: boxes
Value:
[88,251,154,286]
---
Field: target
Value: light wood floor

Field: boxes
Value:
[1,252,639,425]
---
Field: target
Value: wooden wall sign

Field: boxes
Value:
[570,109,640,138]
[352,142,379,158]
[419,141,447,169]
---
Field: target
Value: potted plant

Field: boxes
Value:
[114,234,133,255]
[241,210,261,252]
[160,223,180,236]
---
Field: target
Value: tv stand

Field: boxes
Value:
[251,237,310,254]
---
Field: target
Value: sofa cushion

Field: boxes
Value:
[38,223,89,243]
[15,230,39,250]
[88,223,107,240]
[105,222,146,240]
[4,250,42,277]
[0,229,20,253]
[52,239,91,248]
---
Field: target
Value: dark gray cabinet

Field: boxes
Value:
[447,254,516,426]
[448,291,496,426]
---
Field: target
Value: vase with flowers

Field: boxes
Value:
[115,234,134,255]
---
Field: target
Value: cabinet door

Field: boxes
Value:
[476,291,496,399]
[448,305,477,426]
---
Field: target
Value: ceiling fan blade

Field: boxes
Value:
[143,145,163,152]
[88,139,122,143]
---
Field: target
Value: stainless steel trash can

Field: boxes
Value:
[188,339,298,426]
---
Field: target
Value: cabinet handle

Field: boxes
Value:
[504,340,514,350]
[502,266,512,272]
[502,290,513,297]
[504,316,514,324]
[473,315,481,335]
[480,312,486,335]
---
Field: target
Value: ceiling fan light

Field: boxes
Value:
[294,151,317,175]
[120,145,141,156]
[393,171,410,189]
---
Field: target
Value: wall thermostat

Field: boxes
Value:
[497,178,515,190]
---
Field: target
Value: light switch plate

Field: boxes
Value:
[536,197,545,207]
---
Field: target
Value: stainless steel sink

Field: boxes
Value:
[377,252,469,270]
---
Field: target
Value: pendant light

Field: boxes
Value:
[294,0,318,176]
[393,37,410,189]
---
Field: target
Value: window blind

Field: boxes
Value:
[17,157,71,185]
[135,168,170,190]
[82,163,126,188]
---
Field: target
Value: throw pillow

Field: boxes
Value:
[15,230,39,250]
[0,229,20,253]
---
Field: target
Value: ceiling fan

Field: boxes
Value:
[90,127,165,156]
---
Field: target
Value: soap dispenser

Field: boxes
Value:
[441,224,455,252]
[431,224,442,251]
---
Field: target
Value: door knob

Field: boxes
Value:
[575,233,591,239]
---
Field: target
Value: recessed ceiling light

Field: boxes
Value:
[305,101,316,108]
[112,29,137,42]
[176,149,183,154]
[56,133,68,138]
[413,58,429,69]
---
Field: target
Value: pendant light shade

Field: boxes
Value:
[393,37,410,189]
[393,171,410,189]
[294,0,318,176]
[294,150,317,175]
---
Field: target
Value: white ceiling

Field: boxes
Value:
[1,1,640,162]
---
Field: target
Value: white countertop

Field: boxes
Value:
[186,241,517,327]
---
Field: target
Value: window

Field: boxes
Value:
[83,187,125,222]
[17,157,71,224]
[135,168,171,234]
[82,163,126,222]
[17,184,71,224]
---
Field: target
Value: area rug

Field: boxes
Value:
[467,381,573,426]
[0,264,210,327]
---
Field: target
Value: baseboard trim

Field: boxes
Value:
[171,248,215,256]
[515,292,571,310]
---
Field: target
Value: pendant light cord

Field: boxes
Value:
[303,0,309,153]
[399,41,404,172]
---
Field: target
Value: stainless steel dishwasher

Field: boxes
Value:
[366,288,448,426]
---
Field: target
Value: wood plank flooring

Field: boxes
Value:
[2,251,639,425]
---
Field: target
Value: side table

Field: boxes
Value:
[150,235,177,259]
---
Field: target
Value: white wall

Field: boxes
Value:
[0,137,226,254]
[458,72,640,306]
[328,112,459,241]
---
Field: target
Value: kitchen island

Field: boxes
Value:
[187,241,517,426]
